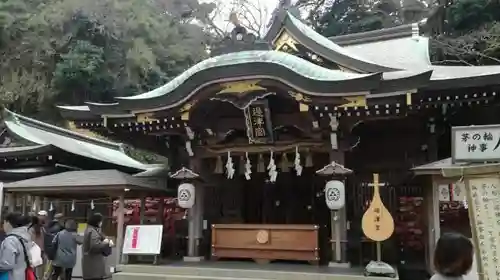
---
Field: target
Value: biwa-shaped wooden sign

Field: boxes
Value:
[361,173,394,242]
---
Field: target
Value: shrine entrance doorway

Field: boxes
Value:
[203,152,334,264]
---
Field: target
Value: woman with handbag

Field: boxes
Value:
[82,213,113,280]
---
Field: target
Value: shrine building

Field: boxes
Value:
[55,6,500,280]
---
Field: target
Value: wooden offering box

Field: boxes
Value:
[211,224,319,264]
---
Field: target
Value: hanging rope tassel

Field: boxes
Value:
[225,151,235,179]
[294,146,303,176]
[244,152,252,180]
[267,151,278,183]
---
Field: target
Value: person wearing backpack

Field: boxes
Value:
[51,219,82,280]
[0,212,36,280]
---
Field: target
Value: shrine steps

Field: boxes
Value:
[113,263,395,280]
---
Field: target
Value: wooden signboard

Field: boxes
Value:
[466,176,500,280]
[244,100,273,144]
[361,174,394,242]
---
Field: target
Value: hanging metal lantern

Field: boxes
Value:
[178,183,195,209]
[325,180,345,210]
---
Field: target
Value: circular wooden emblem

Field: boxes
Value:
[256,230,269,244]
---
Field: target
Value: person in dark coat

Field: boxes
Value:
[47,213,64,235]
[82,213,112,280]
[51,219,83,280]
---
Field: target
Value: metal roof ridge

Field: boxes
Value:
[3,108,126,152]
[329,23,418,46]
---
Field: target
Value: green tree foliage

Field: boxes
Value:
[430,0,500,66]
[310,0,429,37]
[0,0,215,121]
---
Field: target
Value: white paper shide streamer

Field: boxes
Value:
[71,200,76,212]
[226,151,235,179]
[244,152,252,180]
[49,202,54,212]
[90,200,95,210]
[267,151,278,182]
[294,146,303,176]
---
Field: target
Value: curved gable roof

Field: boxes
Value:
[265,10,399,72]
[2,109,151,171]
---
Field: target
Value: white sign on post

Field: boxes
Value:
[122,225,163,255]
[452,125,500,162]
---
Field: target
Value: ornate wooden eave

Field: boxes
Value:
[169,167,200,180]
[316,162,353,176]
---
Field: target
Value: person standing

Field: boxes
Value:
[51,219,82,280]
[431,232,474,280]
[82,213,113,280]
[47,213,64,235]
[0,212,34,280]
[28,211,46,279]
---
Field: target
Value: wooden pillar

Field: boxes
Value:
[426,176,440,271]
[7,193,15,212]
[115,194,125,266]
[33,197,41,213]
[54,199,61,215]
[184,158,204,262]
[425,118,440,271]
[42,197,49,212]
[139,195,146,224]
[21,195,26,215]
[329,149,348,265]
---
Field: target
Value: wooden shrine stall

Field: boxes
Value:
[0,108,172,275]
[412,158,472,272]
[54,4,500,279]
[2,169,169,272]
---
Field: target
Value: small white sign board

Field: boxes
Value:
[452,125,500,162]
[122,224,163,255]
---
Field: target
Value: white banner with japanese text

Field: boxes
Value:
[452,125,500,162]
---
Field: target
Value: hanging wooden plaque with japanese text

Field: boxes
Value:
[244,100,274,144]
[452,125,500,163]
[465,176,500,280]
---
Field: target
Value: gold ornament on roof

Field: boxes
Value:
[216,80,266,96]
[179,100,197,121]
[288,91,311,103]
[338,95,367,108]
[289,91,311,112]
[136,112,158,123]
[66,121,106,140]
[274,30,298,52]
